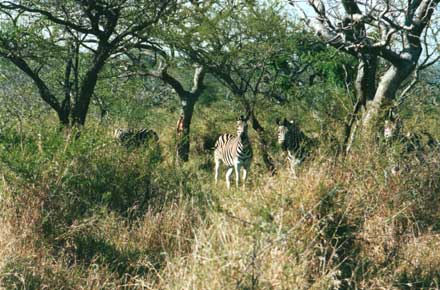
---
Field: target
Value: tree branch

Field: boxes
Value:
[0,2,93,35]
[190,65,205,96]
[0,52,61,113]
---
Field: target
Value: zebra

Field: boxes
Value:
[276,117,316,176]
[114,128,159,147]
[383,119,406,175]
[384,119,401,142]
[383,118,439,175]
[214,115,252,189]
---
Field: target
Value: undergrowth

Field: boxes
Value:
[1,119,440,289]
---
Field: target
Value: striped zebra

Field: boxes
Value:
[383,118,439,175]
[214,115,253,189]
[276,117,316,176]
[114,128,159,147]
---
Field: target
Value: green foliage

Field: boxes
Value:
[0,0,440,288]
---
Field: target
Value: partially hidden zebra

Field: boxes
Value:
[276,117,317,176]
[114,128,159,147]
[214,115,253,189]
[383,118,439,175]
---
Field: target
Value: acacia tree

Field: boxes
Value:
[0,0,177,127]
[166,1,300,173]
[125,51,206,161]
[291,0,440,148]
[153,64,205,162]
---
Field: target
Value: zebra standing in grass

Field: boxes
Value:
[276,117,316,176]
[214,115,252,189]
[114,128,159,147]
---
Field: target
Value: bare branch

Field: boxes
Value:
[190,65,205,95]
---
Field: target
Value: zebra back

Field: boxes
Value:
[114,128,158,147]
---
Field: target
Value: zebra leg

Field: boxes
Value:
[214,158,220,185]
[287,151,296,177]
[226,167,234,189]
[241,165,248,189]
[290,162,296,178]
[234,163,240,188]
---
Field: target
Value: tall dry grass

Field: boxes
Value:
[1,118,440,289]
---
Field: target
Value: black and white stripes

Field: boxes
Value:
[214,115,252,189]
[114,128,159,147]
[276,118,314,176]
[383,118,439,175]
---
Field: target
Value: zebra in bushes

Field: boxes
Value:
[275,117,318,176]
[383,117,439,175]
[214,115,253,189]
[113,128,159,148]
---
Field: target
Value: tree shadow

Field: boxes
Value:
[70,234,160,278]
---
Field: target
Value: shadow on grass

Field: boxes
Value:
[71,234,159,278]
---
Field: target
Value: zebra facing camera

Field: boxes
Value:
[237,114,249,122]
[275,117,290,126]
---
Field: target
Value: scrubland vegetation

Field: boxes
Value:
[1,107,440,289]
[1,1,440,289]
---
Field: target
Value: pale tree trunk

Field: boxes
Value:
[361,64,415,135]
[174,67,205,162]
[129,54,206,161]
[297,0,438,149]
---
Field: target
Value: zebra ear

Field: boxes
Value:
[283,118,289,126]
[275,117,281,125]
[239,114,249,122]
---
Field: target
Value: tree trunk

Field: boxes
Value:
[176,96,196,162]
[343,54,377,153]
[361,63,415,142]
[71,48,109,126]
[57,110,70,127]
[249,111,276,175]
[156,65,205,162]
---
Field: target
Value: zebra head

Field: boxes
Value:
[114,128,126,139]
[384,110,402,141]
[236,115,249,138]
[384,118,402,141]
[384,120,396,140]
[276,118,296,146]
